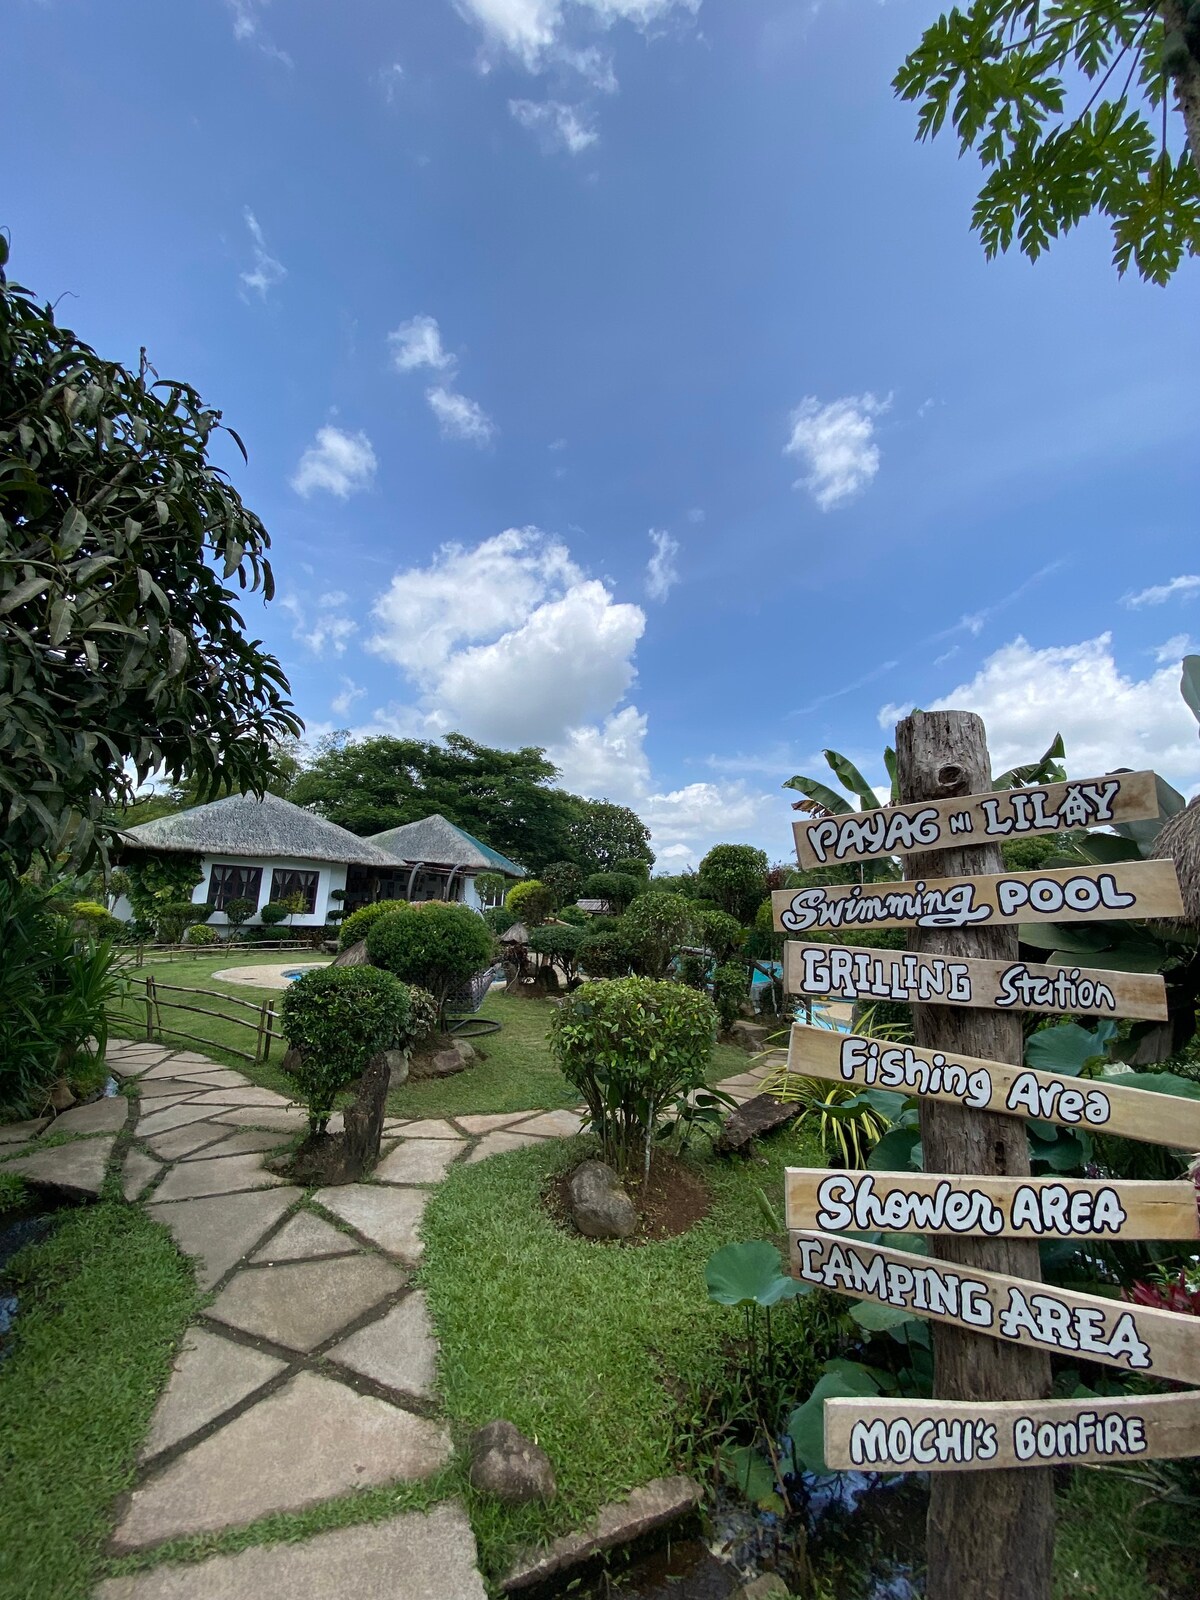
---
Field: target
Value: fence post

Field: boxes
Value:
[255,1001,267,1065]
[263,1001,276,1062]
[144,975,155,1042]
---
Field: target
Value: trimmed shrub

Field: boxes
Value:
[558,904,589,927]
[474,870,507,906]
[578,927,632,979]
[365,903,496,1025]
[549,976,718,1179]
[696,908,744,963]
[338,899,409,951]
[676,952,709,989]
[155,900,208,944]
[697,844,768,922]
[613,856,651,882]
[259,901,291,928]
[71,900,122,941]
[582,871,642,913]
[528,922,584,986]
[279,965,411,1130]
[504,879,554,927]
[483,904,519,937]
[712,961,749,1029]
[622,891,695,980]
[185,923,219,947]
[223,896,257,933]
[541,861,583,909]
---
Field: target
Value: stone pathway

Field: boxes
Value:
[0,1037,775,1598]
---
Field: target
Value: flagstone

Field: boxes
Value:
[138,1103,222,1138]
[463,1130,549,1165]
[183,1129,288,1161]
[327,1291,437,1400]
[170,1070,251,1089]
[313,1184,431,1262]
[211,1106,308,1133]
[123,1148,162,1201]
[144,1123,230,1161]
[151,1153,289,1204]
[251,1210,359,1263]
[0,1117,50,1146]
[110,1380,455,1547]
[141,1060,196,1080]
[97,1501,485,1600]
[189,1087,292,1107]
[392,1118,463,1140]
[513,1109,584,1139]
[137,1079,207,1102]
[374,1139,463,1185]
[205,1254,405,1352]
[49,1095,129,1136]
[4,1136,115,1197]
[452,1112,532,1135]
[140,1327,287,1461]
[150,1188,300,1290]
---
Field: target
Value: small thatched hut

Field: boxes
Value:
[1156,796,1200,928]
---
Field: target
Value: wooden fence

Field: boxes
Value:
[134,974,278,1065]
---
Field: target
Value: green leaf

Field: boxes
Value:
[0,575,51,615]
[849,1301,916,1332]
[867,1127,922,1172]
[1111,1071,1200,1102]
[788,1368,881,1475]
[783,774,852,817]
[704,1240,804,1308]
[1025,1019,1116,1076]
[722,1444,776,1505]
[822,749,882,811]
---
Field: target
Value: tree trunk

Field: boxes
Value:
[895,711,1055,1600]
[1163,1,1200,179]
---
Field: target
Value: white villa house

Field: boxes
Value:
[113,793,524,931]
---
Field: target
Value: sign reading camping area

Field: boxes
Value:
[783,941,1168,1020]
[785,1169,1200,1241]
[793,770,1159,870]
[785,1023,1198,1147]
[823,1392,1200,1473]
[788,1230,1200,1383]
[771,860,1182,934]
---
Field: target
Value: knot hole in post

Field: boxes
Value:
[935,763,970,797]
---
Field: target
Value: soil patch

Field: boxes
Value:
[545,1152,711,1243]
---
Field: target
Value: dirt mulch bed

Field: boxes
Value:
[544,1151,711,1243]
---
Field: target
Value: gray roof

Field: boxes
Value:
[368,814,525,877]
[119,793,400,868]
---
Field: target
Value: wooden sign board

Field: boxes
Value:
[785,1168,1199,1241]
[771,860,1182,935]
[786,1023,1198,1148]
[794,771,1159,870]
[789,1230,1200,1384]
[783,940,1168,1021]
[823,1391,1200,1473]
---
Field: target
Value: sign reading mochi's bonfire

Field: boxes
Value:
[774,715,1197,1600]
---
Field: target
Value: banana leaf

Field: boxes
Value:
[822,748,882,811]
[783,774,853,817]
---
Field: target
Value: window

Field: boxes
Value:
[269,868,319,915]
[207,863,263,912]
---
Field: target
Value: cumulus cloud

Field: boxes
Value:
[645,529,680,601]
[388,315,454,373]
[879,633,1200,796]
[238,209,286,300]
[785,392,889,511]
[1123,575,1200,609]
[509,98,598,153]
[426,385,497,445]
[291,427,377,498]
[454,0,699,74]
[280,592,359,658]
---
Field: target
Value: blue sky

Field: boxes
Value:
[6,0,1199,866]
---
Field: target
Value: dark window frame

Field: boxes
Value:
[207,863,264,913]
[269,868,320,915]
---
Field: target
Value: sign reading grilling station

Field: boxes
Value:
[793,770,1159,870]
[770,860,1183,934]
[783,941,1168,1020]
[785,1023,1199,1147]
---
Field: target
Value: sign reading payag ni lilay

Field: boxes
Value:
[770,860,1183,935]
[783,941,1168,1020]
[793,770,1159,871]
[785,1023,1197,1147]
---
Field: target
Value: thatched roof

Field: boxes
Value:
[368,814,525,877]
[119,793,400,868]
[1155,796,1200,927]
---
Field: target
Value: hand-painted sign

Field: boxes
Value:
[771,860,1182,934]
[785,1169,1200,1241]
[823,1392,1200,1473]
[793,771,1159,870]
[789,1230,1200,1383]
[785,1023,1197,1147]
[783,941,1168,1020]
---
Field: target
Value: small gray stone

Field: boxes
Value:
[384,1048,410,1088]
[4,1136,115,1199]
[48,1080,77,1112]
[469,1419,557,1505]
[327,1291,437,1398]
[50,1095,128,1136]
[568,1160,636,1239]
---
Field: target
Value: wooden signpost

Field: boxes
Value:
[785,1023,1200,1148]
[771,859,1183,935]
[793,770,1159,870]
[786,1170,1200,1241]
[782,940,1168,1020]
[823,1391,1200,1473]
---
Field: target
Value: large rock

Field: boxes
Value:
[408,1037,475,1081]
[469,1420,557,1505]
[715,1093,801,1156]
[568,1160,636,1240]
[727,1020,770,1053]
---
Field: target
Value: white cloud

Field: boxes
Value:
[291,427,377,499]
[879,633,1200,796]
[784,392,889,511]
[226,0,292,65]
[454,0,699,74]
[379,61,404,100]
[331,677,366,717]
[238,209,286,300]
[426,385,496,445]
[388,315,454,373]
[280,592,358,658]
[686,507,705,524]
[509,98,598,153]
[1155,633,1199,665]
[645,528,679,601]
[1123,575,1200,609]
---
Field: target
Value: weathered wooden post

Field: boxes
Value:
[895,709,1055,1599]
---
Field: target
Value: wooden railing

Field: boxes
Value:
[131,975,278,1065]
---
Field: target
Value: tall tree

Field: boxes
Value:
[895,1,1200,282]
[0,240,299,875]
[565,799,654,874]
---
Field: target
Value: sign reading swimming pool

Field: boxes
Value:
[792,770,1159,869]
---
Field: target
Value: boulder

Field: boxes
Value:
[727,1020,770,1053]
[469,1420,557,1505]
[568,1160,636,1239]
[48,1080,77,1112]
[330,939,369,967]
[715,1093,801,1156]
[408,1038,475,1081]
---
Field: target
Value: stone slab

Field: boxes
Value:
[140,1326,287,1461]
[464,1131,549,1165]
[391,1118,464,1140]
[327,1291,437,1400]
[138,1103,222,1139]
[182,1129,288,1161]
[170,1069,252,1089]
[375,1139,463,1185]
[206,1253,405,1351]
[189,1087,293,1107]
[49,1095,128,1136]
[97,1500,485,1600]
[453,1113,531,1135]
[151,1153,288,1204]
[111,1370,452,1548]
[141,1060,197,1080]
[144,1123,230,1161]
[4,1136,114,1198]
[107,1050,172,1078]
[515,1110,584,1139]
[503,1476,702,1591]
[314,1184,431,1262]
[150,1188,300,1290]
[123,1148,162,1201]
[0,1117,49,1146]
[137,1080,208,1103]
[251,1210,360,1263]
[211,1106,310,1132]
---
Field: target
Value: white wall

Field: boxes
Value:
[461,873,481,911]
[189,857,348,927]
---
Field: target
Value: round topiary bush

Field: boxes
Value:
[185,923,219,947]
[711,961,749,1029]
[504,879,554,927]
[365,903,496,1026]
[528,922,584,987]
[279,965,412,1130]
[259,901,291,929]
[338,899,410,951]
[578,927,632,979]
[621,891,696,979]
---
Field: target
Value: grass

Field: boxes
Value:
[1054,1465,1192,1599]
[0,1202,200,1600]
